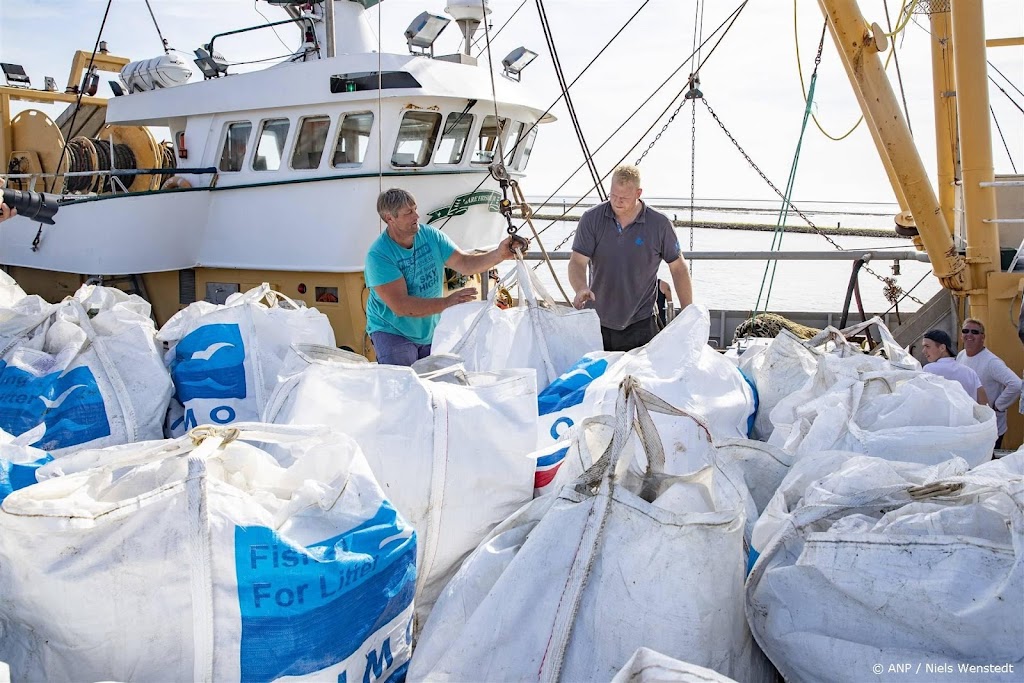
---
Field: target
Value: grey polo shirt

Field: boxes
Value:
[571,200,681,330]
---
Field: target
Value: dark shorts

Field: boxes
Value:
[370,331,431,366]
[601,316,659,352]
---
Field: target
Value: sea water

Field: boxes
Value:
[504,198,942,313]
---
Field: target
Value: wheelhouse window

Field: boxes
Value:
[503,122,525,163]
[253,118,290,171]
[333,112,374,167]
[392,111,441,168]
[472,115,508,164]
[514,125,539,171]
[435,112,474,165]
[218,122,252,172]
[291,116,330,170]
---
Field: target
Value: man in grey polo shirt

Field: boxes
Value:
[568,165,693,351]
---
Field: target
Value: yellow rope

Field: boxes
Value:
[794,0,909,142]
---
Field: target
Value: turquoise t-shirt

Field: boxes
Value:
[364,224,458,345]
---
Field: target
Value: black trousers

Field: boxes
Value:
[601,316,659,352]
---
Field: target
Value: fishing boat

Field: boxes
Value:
[0,0,552,354]
[1,0,1021,437]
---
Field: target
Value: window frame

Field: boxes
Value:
[435,112,476,165]
[471,115,510,165]
[217,121,253,173]
[289,115,332,171]
[332,111,375,168]
[391,110,443,169]
[251,117,292,172]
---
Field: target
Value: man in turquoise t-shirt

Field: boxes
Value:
[365,188,527,365]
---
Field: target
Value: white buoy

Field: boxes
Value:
[120,54,192,93]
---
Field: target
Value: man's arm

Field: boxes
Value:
[445,235,526,275]
[374,277,475,318]
[667,256,693,310]
[568,251,594,309]
[990,358,1022,412]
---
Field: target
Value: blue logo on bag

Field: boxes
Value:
[0,360,111,451]
[235,501,416,682]
[171,324,247,402]
[538,356,609,416]
[0,453,54,503]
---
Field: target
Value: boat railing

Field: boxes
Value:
[2,167,218,196]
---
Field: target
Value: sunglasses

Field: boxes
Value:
[962,328,983,335]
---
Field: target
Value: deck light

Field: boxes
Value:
[1,63,31,88]
[501,47,537,81]
[193,47,228,79]
[405,12,450,57]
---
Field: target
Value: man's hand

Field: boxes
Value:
[498,234,530,260]
[445,287,477,307]
[573,288,595,310]
[0,178,15,224]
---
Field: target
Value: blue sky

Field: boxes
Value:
[1,0,1021,205]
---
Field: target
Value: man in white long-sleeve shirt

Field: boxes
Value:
[957,318,1022,448]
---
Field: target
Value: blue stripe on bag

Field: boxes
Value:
[235,501,416,682]
[736,366,759,437]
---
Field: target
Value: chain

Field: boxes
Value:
[701,97,925,306]
[490,162,518,237]
[688,98,697,269]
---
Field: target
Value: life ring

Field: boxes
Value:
[161,175,192,190]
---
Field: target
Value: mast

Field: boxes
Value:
[950,0,1000,325]
[817,0,967,293]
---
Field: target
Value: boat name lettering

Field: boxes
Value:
[427,190,502,223]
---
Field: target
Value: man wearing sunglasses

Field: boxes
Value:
[957,318,1022,449]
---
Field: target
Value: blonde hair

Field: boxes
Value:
[963,318,985,334]
[610,165,641,188]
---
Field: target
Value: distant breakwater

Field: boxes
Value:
[529,214,897,238]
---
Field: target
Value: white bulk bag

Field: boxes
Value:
[263,345,537,622]
[536,304,755,451]
[612,648,739,683]
[747,453,1023,683]
[0,285,172,455]
[411,378,774,683]
[0,423,416,683]
[769,361,996,467]
[158,284,335,436]
[739,318,918,441]
[0,271,26,309]
[431,259,602,389]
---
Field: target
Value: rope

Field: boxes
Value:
[989,61,1024,102]
[481,0,506,167]
[877,0,918,37]
[534,1,750,260]
[535,0,605,201]
[688,98,697,272]
[988,75,1024,116]
[794,0,906,141]
[753,21,827,319]
[376,0,383,209]
[143,0,171,54]
[700,98,925,306]
[434,0,657,236]
[883,0,913,134]
[473,0,528,55]
[34,0,114,252]
[991,105,1019,174]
